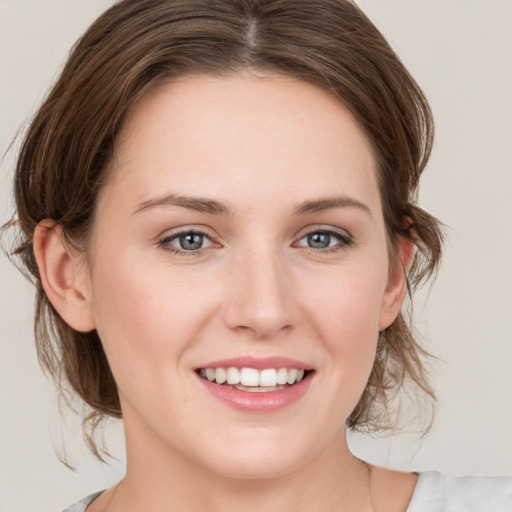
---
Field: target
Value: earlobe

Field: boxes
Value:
[378,235,415,331]
[33,220,96,332]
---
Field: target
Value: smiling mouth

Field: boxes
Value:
[196,367,313,392]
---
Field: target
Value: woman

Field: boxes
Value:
[3,0,511,510]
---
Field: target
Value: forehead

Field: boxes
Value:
[103,73,380,214]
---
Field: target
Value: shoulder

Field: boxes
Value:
[61,491,103,512]
[407,470,512,512]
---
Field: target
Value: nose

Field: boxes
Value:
[223,248,295,339]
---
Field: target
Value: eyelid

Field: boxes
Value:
[157,224,218,241]
[293,224,353,241]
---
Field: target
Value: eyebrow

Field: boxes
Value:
[133,193,231,216]
[133,193,371,217]
[293,196,372,217]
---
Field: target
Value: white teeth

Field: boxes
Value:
[276,367,288,385]
[226,367,241,385]
[259,368,277,387]
[215,367,227,384]
[200,366,309,387]
[287,368,298,385]
[240,367,259,386]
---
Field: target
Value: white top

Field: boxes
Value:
[406,471,512,511]
[62,471,512,511]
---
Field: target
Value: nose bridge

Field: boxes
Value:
[224,240,294,338]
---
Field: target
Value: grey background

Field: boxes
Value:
[1,1,511,510]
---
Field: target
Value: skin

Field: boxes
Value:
[35,74,418,511]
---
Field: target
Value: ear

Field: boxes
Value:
[378,234,415,331]
[33,220,96,332]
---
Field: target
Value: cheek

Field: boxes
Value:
[305,262,386,338]
[300,260,388,381]
[88,249,219,379]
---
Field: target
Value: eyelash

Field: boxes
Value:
[158,227,354,257]
[158,229,214,257]
[294,228,354,253]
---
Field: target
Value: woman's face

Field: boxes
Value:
[85,74,406,478]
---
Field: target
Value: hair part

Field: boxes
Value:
[5,0,443,458]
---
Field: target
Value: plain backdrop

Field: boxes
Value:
[1,1,511,511]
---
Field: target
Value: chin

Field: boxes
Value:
[188,426,329,481]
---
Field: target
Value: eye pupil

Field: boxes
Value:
[308,232,331,248]
[180,233,203,250]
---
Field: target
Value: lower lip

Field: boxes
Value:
[196,372,313,413]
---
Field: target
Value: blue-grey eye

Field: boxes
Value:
[162,231,213,252]
[178,232,205,250]
[297,230,349,249]
[308,232,332,248]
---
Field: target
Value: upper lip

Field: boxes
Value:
[195,356,312,371]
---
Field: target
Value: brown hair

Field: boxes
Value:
[6,0,443,456]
